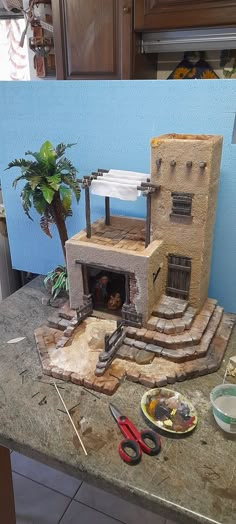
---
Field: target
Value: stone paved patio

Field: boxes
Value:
[34,298,235,395]
[80,217,146,252]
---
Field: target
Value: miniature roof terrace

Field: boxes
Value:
[76,216,146,253]
[66,169,162,321]
[76,168,160,249]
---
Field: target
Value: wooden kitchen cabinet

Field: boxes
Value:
[134,0,236,31]
[51,0,134,79]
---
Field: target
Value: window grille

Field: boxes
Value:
[171,192,193,217]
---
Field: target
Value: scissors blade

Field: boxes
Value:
[109,403,123,423]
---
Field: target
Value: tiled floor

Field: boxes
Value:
[11,452,177,524]
[81,218,146,252]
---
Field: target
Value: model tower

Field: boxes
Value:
[150,134,223,309]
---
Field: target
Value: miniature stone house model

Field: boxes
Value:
[35,134,234,394]
[66,134,223,322]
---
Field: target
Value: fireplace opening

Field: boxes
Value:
[87,266,126,315]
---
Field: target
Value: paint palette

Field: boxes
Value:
[141,388,197,435]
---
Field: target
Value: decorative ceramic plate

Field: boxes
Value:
[141,388,198,435]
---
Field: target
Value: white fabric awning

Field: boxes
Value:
[90,169,150,201]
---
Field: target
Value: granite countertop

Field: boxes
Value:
[0,277,235,524]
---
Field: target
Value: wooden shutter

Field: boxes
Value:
[166,254,191,299]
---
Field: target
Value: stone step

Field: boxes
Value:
[59,301,77,321]
[123,306,223,364]
[117,344,155,365]
[48,313,74,331]
[127,299,218,349]
[148,299,215,334]
[124,312,234,389]
[154,306,196,334]
[152,294,188,319]
[142,305,224,363]
[190,304,224,358]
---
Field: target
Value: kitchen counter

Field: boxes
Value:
[0,277,235,524]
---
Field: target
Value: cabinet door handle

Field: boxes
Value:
[123,6,131,14]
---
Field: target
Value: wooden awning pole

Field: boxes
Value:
[85,185,91,238]
[145,192,151,248]
[105,196,110,225]
[125,273,130,305]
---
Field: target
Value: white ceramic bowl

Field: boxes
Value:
[210,384,236,434]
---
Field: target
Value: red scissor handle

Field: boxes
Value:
[117,416,161,463]
[119,439,142,465]
[139,429,161,456]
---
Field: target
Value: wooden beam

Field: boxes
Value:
[166,287,189,296]
[137,186,156,193]
[141,182,160,189]
[145,192,151,248]
[0,446,16,524]
[124,273,130,305]
[105,196,110,225]
[82,264,89,295]
[85,185,91,238]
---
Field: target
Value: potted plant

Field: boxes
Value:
[6,140,81,299]
[44,265,69,300]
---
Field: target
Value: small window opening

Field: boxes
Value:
[171,192,193,217]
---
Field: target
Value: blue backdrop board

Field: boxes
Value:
[0,80,235,312]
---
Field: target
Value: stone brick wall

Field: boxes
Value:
[129,273,139,304]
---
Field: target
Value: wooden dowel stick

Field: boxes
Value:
[105,196,110,225]
[54,383,88,456]
[85,185,91,238]
[145,193,151,248]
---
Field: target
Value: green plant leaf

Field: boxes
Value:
[52,272,64,290]
[61,175,81,202]
[41,184,55,204]
[25,150,41,162]
[57,157,78,176]
[44,266,68,298]
[60,186,72,212]
[52,273,66,297]
[44,273,52,285]
[6,158,32,171]
[40,214,53,238]
[29,175,41,190]
[53,286,62,299]
[55,143,77,159]
[39,141,56,167]
[12,175,26,188]
[21,183,33,220]
[33,191,46,215]
[46,173,61,191]
[7,141,80,259]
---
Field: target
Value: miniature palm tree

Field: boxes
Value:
[6,140,80,262]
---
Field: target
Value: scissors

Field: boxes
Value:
[109,404,161,465]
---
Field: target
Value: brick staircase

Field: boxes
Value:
[120,295,225,364]
[34,294,235,394]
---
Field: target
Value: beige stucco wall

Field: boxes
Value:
[150,134,223,309]
[147,242,165,318]
[66,230,163,323]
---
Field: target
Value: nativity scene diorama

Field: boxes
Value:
[33,133,234,395]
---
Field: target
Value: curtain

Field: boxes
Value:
[0,18,30,79]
